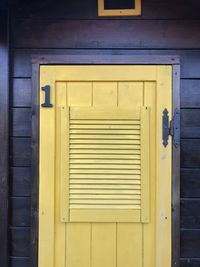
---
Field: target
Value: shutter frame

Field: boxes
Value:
[60,107,70,222]
[141,107,150,223]
[60,106,150,223]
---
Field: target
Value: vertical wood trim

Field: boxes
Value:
[39,66,56,267]
[0,10,9,267]
[60,107,69,222]
[30,63,40,267]
[172,65,180,267]
[156,66,172,267]
[141,106,150,223]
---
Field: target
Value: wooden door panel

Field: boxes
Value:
[67,82,92,106]
[66,223,91,267]
[143,82,156,267]
[117,81,143,267]
[117,223,142,267]
[118,82,143,107]
[92,223,116,267]
[39,65,172,267]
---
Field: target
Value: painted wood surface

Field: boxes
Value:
[12,49,200,78]
[10,58,200,266]
[12,20,200,49]
[39,65,171,267]
[8,0,200,266]
[0,10,9,267]
[7,0,200,20]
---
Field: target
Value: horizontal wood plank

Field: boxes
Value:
[181,139,200,168]
[0,10,9,267]
[11,0,200,20]
[181,109,200,138]
[10,167,31,196]
[180,259,200,266]
[13,20,200,49]
[12,50,32,78]
[10,227,30,257]
[181,230,200,258]
[181,80,200,108]
[10,257,30,267]
[181,169,200,198]
[10,138,31,167]
[181,199,200,229]
[12,49,200,79]
[10,197,31,227]
[11,108,31,137]
[11,79,31,107]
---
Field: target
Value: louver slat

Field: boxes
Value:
[60,107,150,222]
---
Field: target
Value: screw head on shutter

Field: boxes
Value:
[162,108,180,148]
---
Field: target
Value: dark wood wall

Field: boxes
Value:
[0,9,9,267]
[8,0,200,266]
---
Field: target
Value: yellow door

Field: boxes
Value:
[39,65,172,267]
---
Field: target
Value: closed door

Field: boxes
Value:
[39,65,172,267]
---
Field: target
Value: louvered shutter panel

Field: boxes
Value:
[60,106,150,223]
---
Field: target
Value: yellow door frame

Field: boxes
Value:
[31,55,180,267]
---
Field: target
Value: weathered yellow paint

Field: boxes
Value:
[39,65,172,267]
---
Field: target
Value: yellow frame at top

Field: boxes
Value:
[98,0,141,16]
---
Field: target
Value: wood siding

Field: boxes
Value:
[0,9,9,267]
[8,0,200,266]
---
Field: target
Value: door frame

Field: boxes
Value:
[31,55,180,267]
